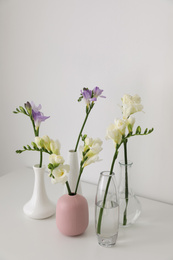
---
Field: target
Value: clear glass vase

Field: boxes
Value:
[95,171,119,247]
[118,161,141,226]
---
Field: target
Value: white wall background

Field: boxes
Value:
[1,0,173,204]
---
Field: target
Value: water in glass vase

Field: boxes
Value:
[95,200,119,247]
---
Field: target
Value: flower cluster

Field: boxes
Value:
[97,94,154,233]
[79,137,103,167]
[14,101,50,137]
[48,154,70,184]
[25,101,50,132]
[74,135,103,194]
[75,87,105,152]
[14,101,50,167]
[35,135,60,155]
[79,87,105,108]
[106,94,150,147]
[48,134,103,195]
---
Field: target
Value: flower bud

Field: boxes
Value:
[35,137,44,149]
[24,102,32,115]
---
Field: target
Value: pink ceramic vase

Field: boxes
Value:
[56,194,89,236]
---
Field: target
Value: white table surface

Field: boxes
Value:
[0,168,173,260]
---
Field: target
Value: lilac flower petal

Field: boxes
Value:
[31,101,42,113]
[82,89,92,100]
[90,97,97,101]
[93,86,103,97]
[32,110,50,129]
[81,88,92,106]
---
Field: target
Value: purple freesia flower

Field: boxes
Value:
[31,101,50,130]
[90,87,106,101]
[81,88,93,107]
[81,87,105,106]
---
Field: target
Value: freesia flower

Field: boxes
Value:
[51,164,70,184]
[35,136,44,149]
[122,94,143,119]
[114,119,126,135]
[49,154,65,166]
[81,88,93,107]
[106,119,126,145]
[50,140,61,155]
[90,86,106,101]
[42,135,51,151]
[32,111,50,130]
[30,101,50,130]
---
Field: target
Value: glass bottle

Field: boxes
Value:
[118,161,141,226]
[95,171,119,247]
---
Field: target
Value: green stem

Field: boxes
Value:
[31,117,37,136]
[97,145,119,234]
[34,124,41,167]
[123,140,129,226]
[74,112,90,152]
[39,151,43,168]
[75,165,84,194]
[66,181,72,195]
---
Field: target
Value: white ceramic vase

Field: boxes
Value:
[23,164,55,219]
[64,150,82,194]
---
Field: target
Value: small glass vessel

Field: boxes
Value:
[118,161,141,226]
[95,171,119,247]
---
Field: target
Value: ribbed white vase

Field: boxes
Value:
[23,164,55,219]
[65,150,82,195]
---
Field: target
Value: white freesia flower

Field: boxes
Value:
[114,119,126,135]
[80,137,103,168]
[122,94,143,119]
[84,154,100,167]
[106,123,122,145]
[106,119,127,145]
[35,137,44,148]
[42,135,51,151]
[49,154,65,165]
[51,164,70,184]
[50,139,61,155]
